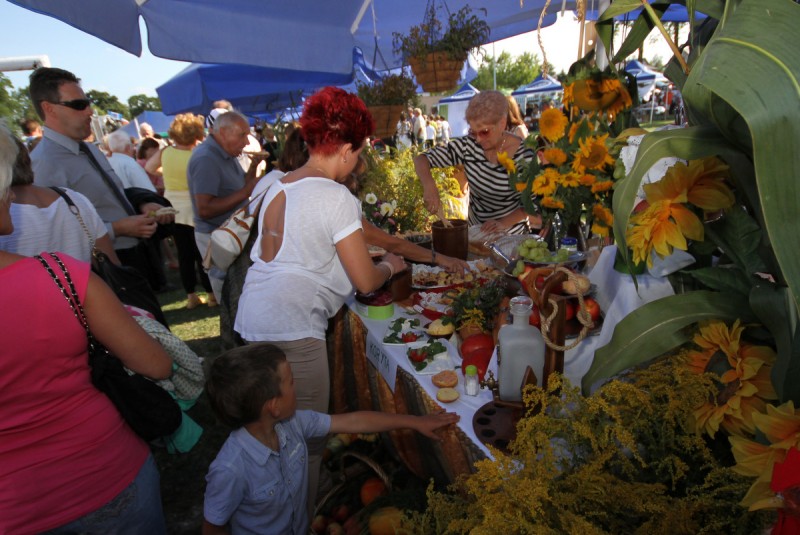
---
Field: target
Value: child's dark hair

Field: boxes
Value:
[206,343,287,428]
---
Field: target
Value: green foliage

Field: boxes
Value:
[127,94,162,118]
[0,74,25,135]
[445,281,505,331]
[86,89,130,119]
[392,4,490,62]
[471,51,542,92]
[418,364,773,533]
[356,73,418,106]
[357,147,460,233]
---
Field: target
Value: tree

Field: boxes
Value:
[86,89,130,118]
[471,51,541,92]
[0,74,23,134]
[127,94,161,118]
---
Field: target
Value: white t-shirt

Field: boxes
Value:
[107,153,157,192]
[0,188,107,262]
[248,169,285,212]
[235,177,362,342]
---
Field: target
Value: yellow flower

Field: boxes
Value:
[496,151,516,174]
[685,320,777,438]
[515,182,526,192]
[730,401,800,510]
[541,196,564,209]
[568,120,581,144]
[539,108,568,142]
[626,199,705,267]
[591,222,610,237]
[643,157,735,211]
[579,174,596,187]
[598,77,633,118]
[591,179,613,193]
[542,147,567,167]
[532,168,560,197]
[564,78,632,118]
[559,172,581,188]
[592,204,613,226]
[572,134,614,172]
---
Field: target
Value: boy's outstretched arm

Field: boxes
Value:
[330,411,460,441]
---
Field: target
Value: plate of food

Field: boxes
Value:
[412,289,459,320]
[382,317,426,345]
[406,339,456,375]
[411,259,502,290]
[508,238,586,268]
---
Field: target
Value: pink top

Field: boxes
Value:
[0,254,149,533]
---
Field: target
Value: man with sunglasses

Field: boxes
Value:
[28,67,172,281]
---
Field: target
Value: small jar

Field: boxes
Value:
[560,237,578,252]
[464,365,480,396]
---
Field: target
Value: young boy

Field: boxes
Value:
[202,343,460,535]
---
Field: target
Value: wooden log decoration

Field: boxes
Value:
[409,52,465,93]
[367,104,405,140]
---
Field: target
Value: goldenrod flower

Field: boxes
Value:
[685,320,777,439]
[539,108,568,142]
[541,196,564,209]
[497,151,516,174]
[591,179,613,193]
[542,147,567,167]
[626,199,704,267]
[532,168,559,197]
[572,134,614,172]
[731,401,800,510]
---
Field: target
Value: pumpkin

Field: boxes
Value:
[360,477,387,506]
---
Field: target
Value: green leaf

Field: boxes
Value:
[611,5,669,64]
[689,266,752,295]
[750,283,800,403]
[703,206,767,275]
[683,0,800,312]
[581,291,755,393]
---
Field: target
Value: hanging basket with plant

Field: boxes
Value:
[357,73,418,140]
[393,4,489,93]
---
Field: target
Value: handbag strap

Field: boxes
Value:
[49,187,97,251]
[34,253,93,344]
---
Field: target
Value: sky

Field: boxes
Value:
[0,2,677,103]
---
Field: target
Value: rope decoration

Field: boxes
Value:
[538,266,594,351]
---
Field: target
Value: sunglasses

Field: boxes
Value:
[52,99,94,111]
[467,126,493,139]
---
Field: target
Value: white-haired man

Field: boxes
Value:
[106,130,157,192]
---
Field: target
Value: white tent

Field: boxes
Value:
[438,83,480,138]
[511,73,563,110]
[625,60,668,101]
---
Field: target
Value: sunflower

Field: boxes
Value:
[539,108,569,142]
[572,134,614,172]
[643,157,734,211]
[559,172,581,188]
[564,77,632,119]
[591,222,610,237]
[496,151,516,174]
[542,147,567,167]
[598,77,633,119]
[626,199,704,267]
[532,168,560,197]
[579,174,596,187]
[514,182,526,192]
[686,320,777,438]
[592,204,613,226]
[541,196,565,209]
[591,179,613,194]
[731,401,800,510]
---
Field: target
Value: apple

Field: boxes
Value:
[331,504,351,523]
[564,300,576,321]
[326,521,344,535]
[583,297,601,322]
[528,304,541,327]
[311,514,329,534]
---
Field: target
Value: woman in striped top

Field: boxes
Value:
[414,91,541,235]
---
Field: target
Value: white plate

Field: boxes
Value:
[406,340,456,375]
[382,317,424,345]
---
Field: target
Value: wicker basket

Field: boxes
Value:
[409,52,464,93]
[367,105,405,140]
[311,451,392,533]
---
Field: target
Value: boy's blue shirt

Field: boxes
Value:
[204,410,331,535]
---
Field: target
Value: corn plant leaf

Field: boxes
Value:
[750,283,800,403]
[689,266,752,295]
[703,206,767,275]
[683,0,800,312]
[582,291,755,393]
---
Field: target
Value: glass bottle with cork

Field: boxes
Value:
[497,296,545,402]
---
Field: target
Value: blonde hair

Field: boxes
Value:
[506,96,525,129]
[465,91,508,125]
[169,113,206,145]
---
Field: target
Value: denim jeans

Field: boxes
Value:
[42,454,166,535]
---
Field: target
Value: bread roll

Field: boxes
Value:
[432,370,458,388]
[436,387,459,403]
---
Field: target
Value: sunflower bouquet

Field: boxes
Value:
[504,67,632,240]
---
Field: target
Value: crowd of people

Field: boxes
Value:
[0,65,542,534]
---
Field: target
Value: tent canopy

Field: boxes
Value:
[625,60,668,101]
[117,110,175,137]
[437,83,480,104]
[586,4,707,22]
[512,73,562,96]
[9,0,574,74]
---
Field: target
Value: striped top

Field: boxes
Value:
[424,136,536,234]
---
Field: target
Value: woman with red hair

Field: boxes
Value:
[234,87,406,509]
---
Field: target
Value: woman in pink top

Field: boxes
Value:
[0,125,173,534]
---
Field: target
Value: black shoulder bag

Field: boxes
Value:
[35,252,182,441]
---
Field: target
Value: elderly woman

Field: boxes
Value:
[146,113,213,309]
[415,90,540,235]
[235,87,406,511]
[0,123,173,533]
